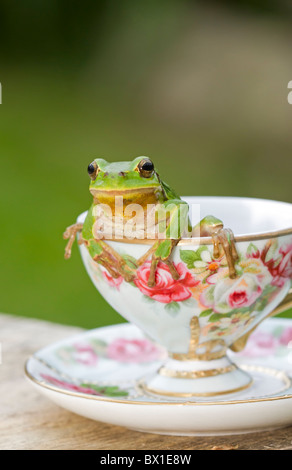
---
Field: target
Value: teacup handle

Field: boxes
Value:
[230,287,292,353]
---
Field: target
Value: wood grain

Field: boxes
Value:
[0,313,291,450]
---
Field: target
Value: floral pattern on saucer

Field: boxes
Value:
[40,374,129,397]
[30,318,292,402]
[238,322,292,359]
[55,336,165,367]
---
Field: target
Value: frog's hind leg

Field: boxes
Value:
[148,256,159,287]
[213,229,239,279]
[197,216,239,280]
[63,223,83,259]
[137,243,157,267]
[92,240,136,282]
[146,239,180,287]
[225,228,239,263]
[164,259,180,280]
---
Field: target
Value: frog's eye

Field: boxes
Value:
[87,161,98,180]
[137,158,154,178]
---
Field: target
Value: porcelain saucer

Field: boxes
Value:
[25,318,292,436]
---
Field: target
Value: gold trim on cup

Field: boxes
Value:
[169,316,227,362]
[99,227,292,246]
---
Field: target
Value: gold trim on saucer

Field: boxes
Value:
[158,364,237,379]
[24,361,292,406]
[139,377,253,398]
[239,365,291,390]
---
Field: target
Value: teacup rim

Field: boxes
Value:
[76,196,292,246]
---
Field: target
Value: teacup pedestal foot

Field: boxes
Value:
[141,355,253,398]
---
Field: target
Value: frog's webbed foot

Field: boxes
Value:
[138,239,180,287]
[63,223,84,259]
[198,216,239,279]
[92,240,136,283]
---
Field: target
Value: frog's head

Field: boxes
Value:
[87,157,164,206]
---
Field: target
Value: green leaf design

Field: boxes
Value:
[272,326,284,338]
[142,295,156,303]
[196,246,209,257]
[182,297,197,308]
[89,338,108,356]
[232,306,252,315]
[179,250,197,268]
[246,243,259,257]
[199,308,213,317]
[254,299,268,312]
[164,301,180,316]
[209,313,224,322]
[180,247,208,269]
[265,285,277,295]
[202,285,215,305]
[265,239,278,262]
[202,273,212,284]
[81,383,129,397]
[252,285,278,311]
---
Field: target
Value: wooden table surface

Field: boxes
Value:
[1,312,292,450]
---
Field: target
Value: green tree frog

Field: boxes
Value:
[64,157,238,286]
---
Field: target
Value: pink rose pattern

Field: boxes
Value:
[87,238,291,343]
[41,374,129,397]
[239,326,292,358]
[248,242,292,288]
[41,374,101,395]
[134,261,198,303]
[72,344,99,366]
[97,240,291,308]
[228,287,262,309]
[53,325,292,367]
[55,337,163,366]
[56,343,99,366]
[197,241,291,315]
[102,270,123,289]
[107,338,163,363]
[200,273,266,314]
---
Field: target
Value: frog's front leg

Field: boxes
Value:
[64,223,135,282]
[194,216,239,279]
[63,223,84,259]
[139,199,189,287]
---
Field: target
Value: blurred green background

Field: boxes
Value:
[0,0,292,328]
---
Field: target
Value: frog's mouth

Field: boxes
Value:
[90,187,160,208]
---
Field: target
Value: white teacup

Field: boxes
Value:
[77,197,292,397]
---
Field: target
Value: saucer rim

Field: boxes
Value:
[25,318,292,407]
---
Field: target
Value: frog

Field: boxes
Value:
[64,156,238,286]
